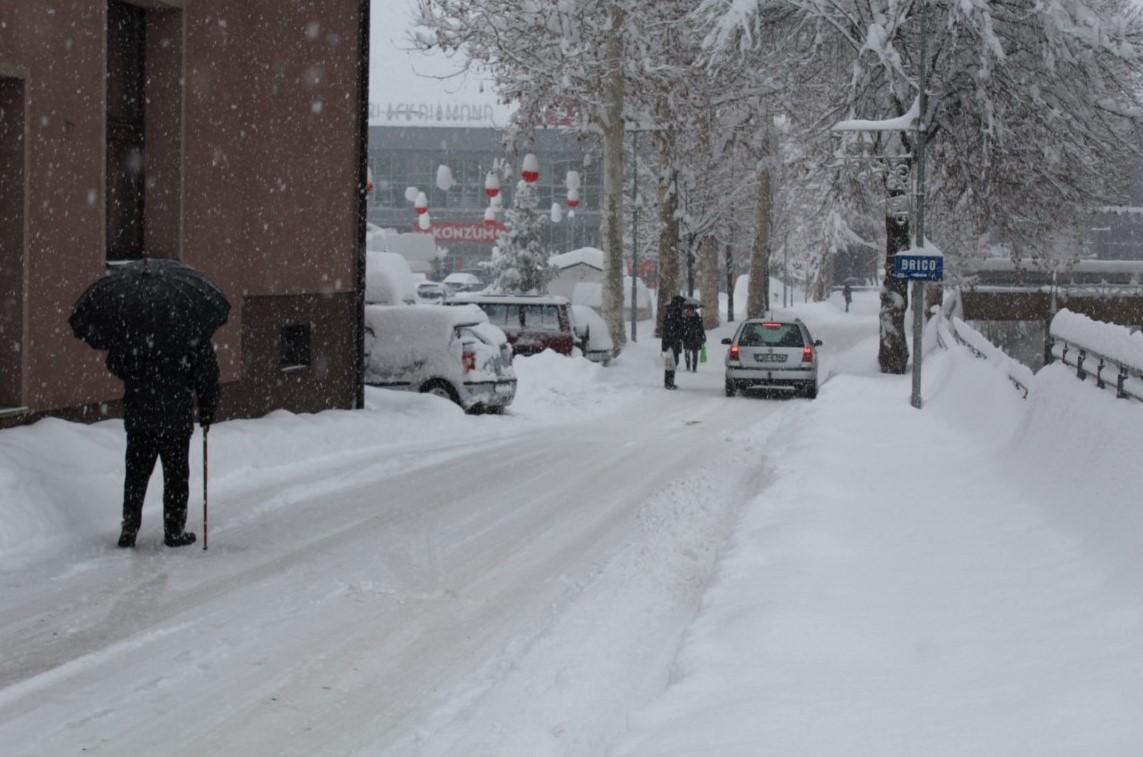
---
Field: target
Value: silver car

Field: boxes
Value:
[723,319,821,399]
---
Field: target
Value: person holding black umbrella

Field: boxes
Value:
[108,339,219,548]
[70,259,228,548]
[681,302,706,372]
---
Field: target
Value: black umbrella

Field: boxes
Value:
[69,259,230,355]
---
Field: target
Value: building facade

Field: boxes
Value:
[0,0,368,428]
[367,125,601,276]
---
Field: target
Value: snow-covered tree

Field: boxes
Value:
[702,0,1143,373]
[415,0,639,351]
[485,179,554,294]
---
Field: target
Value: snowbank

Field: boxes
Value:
[618,341,1143,756]
[0,389,476,566]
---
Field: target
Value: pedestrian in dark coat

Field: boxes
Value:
[681,304,706,371]
[842,282,853,312]
[108,338,220,548]
[661,295,686,389]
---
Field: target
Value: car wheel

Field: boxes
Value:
[419,380,461,407]
[725,378,736,397]
[803,381,818,400]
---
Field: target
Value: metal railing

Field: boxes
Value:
[937,292,1033,398]
[1048,328,1143,402]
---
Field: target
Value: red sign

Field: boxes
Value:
[416,220,506,244]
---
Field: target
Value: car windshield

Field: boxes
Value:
[738,323,805,348]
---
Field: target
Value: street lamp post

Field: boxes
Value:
[910,0,930,410]
[630,130,639,342]
[831,0,935,409]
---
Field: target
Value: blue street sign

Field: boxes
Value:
[894,254,943,281]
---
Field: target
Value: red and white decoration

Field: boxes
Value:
[414,191,429,215]
[521,153,540,183]
[484,172,500,198]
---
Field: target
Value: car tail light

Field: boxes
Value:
[729,344,740,360]
[802,345,814,363]
[463,350,476,372]
[763,322,782,328]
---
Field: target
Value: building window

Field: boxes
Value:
[0,76,25,408]
[279,324,312,370]
[106,0,146,260]
[106,0,183,261]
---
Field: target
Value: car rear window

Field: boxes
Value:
[471,303,564,332]
[521,304,562,331]
[738,322,805,347]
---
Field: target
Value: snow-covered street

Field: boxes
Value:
[2,292,1142,756]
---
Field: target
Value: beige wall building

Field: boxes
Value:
[0,0,369,428]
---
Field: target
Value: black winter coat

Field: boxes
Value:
[661,297,685,352]
[682,312,706,350]
[107,339,220,424]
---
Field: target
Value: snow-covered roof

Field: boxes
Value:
[571,278,652,309]
[550,247,605,271]
[967,259,1143,275]
[448,293,570,306]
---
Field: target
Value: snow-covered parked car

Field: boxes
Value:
[363,304,516,413]
[445,293,576,357]
[570,305,614,365]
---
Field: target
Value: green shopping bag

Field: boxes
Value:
[699,343,708,363]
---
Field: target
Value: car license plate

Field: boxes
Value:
[755,353,787,363]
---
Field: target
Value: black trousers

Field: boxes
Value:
[122,415,194,537]
[684,348,700,370]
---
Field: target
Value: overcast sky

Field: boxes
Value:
[369,0,510,126]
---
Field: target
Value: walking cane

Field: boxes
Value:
[203,427,209,551]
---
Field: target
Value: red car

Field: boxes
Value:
[446,294,575,357]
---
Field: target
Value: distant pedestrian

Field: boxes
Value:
[661,294,685,389]
[842,282,853,313]
[108,338,219,548]
[681,303,706,372]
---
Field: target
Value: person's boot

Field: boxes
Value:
[164,532,197,548]
[117,529,137,548]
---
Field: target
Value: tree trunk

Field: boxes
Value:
[879,213,910,373]
[655,161,680,336]
[745,160,771,319]
[600,5,626,352]
[700,234,720,329]
[686,235,695,296]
